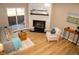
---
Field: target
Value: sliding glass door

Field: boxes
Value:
[7,8,25,31]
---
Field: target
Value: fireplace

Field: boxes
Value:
[33,20,45,32]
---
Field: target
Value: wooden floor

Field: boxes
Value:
[15,30,79,55]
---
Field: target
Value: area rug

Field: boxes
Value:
[8,38,35,55]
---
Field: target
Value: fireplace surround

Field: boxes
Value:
[29,4,52,33]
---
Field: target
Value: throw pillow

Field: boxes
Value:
[18,30,27,41]
[51,28,56,34]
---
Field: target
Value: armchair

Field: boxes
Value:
[46,27,62,41]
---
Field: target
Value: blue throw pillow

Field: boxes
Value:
[11,37,22,50]
[51,28,56,34]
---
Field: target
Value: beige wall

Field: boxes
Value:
[0,7,8,26]
[51,4,79,30]
[0,3,79,30]
[0,3,29,28]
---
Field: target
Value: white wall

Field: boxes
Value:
[0,3,29,28]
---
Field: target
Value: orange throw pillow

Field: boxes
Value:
[18,31,27,41]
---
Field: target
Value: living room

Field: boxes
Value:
[0,3,79,55]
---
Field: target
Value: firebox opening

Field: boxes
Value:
[33,20,45,32]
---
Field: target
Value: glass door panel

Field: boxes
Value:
[16,8,25,30]
[7,8,25,32]
[7,8,17,31]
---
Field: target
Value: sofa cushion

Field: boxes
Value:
[3,41,15,53]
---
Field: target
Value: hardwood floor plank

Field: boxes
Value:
[15,30,79,55]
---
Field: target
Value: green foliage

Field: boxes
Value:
[67,16,79,25]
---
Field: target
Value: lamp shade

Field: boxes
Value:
[0,43,4,52]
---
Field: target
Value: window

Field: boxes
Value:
[7,8,25,26]
[17,8,24,15]
[7,8,16,16]
[7,8,25,31]
[7,8,24,16]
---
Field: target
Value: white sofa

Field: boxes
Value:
[46,27,62,41]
